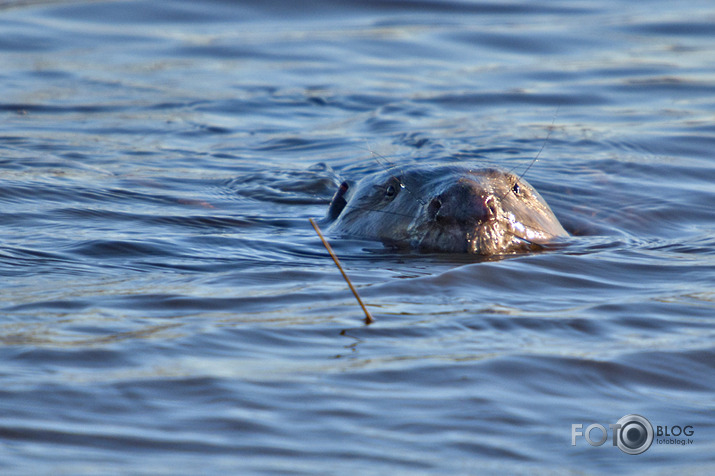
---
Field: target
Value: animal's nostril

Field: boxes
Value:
[428,197,442,218]
[485,196,497,220]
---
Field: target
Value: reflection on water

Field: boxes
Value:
[1,0,714,473]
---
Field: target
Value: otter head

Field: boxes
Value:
[325,165,568,255]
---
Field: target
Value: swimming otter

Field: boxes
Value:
[324,165,568,255]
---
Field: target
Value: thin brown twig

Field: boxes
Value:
[309,218,374,325]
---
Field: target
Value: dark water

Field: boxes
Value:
[2,0,714,473]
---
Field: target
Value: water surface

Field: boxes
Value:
[1,0,714,474]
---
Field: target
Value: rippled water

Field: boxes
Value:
[2,0,714,474]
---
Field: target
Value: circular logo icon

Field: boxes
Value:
[616,414,653,455]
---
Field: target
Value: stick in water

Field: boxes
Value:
[309,218,374,325]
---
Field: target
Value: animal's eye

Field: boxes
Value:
[512,182,521,195]
[383,177,402,199]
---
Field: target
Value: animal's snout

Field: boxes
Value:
[428,181,496,226]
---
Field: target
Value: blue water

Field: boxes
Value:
[1,0,714,474]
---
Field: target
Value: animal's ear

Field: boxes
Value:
[326,181,349,221]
